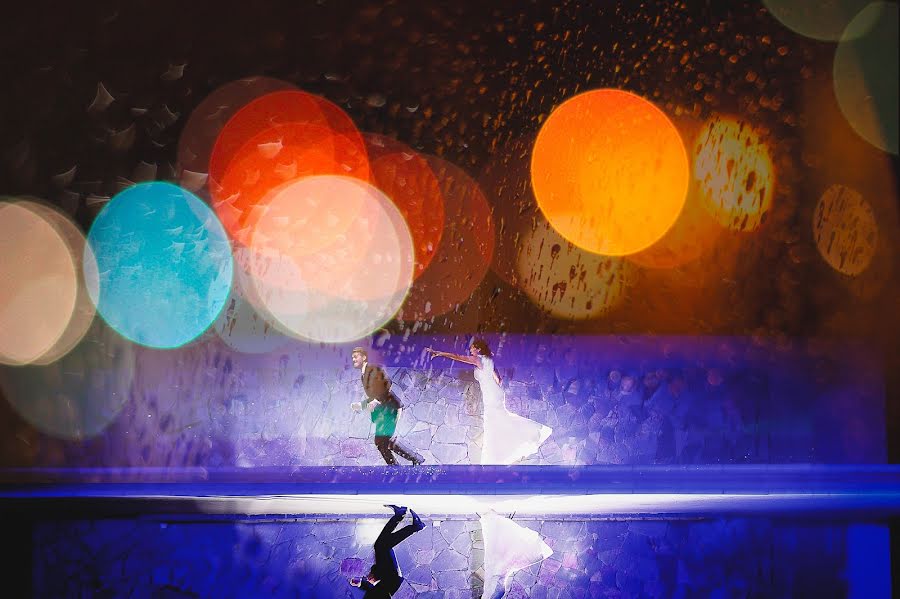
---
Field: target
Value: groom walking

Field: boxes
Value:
[350,347,424,465]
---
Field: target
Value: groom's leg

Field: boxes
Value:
[373,514,405,579]
[374,436,397,464]
[388,438,423,464]
[387,523,423,547]
[374,513,404,548]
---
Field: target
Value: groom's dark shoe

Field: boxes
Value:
[385,504,408,517]
[410,509,426,531]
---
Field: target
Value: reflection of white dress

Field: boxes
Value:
[476,356,553,464]
[480,510,553,599]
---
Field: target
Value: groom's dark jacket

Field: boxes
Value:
[361,364,404,437]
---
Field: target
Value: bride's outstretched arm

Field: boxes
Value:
[425,348,480,366]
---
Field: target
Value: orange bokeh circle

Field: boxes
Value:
[516,217,636,319]
[397,156,495,321]
[531,89,689,256]
[693,115,775,232]
[215,123,370,245]
[628,180,724,269]
[363,133,445,278]
[177,76,296,180]
[209,90,368,195]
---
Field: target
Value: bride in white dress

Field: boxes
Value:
[427,339,552,464]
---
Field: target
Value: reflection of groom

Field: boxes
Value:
[350,347,423,465]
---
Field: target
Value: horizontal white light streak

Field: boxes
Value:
[152,493,900,517]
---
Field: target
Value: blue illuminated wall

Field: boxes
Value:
[1,332,886,469]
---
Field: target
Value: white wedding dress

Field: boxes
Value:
[480,510,553,599]
[475,356,553,465]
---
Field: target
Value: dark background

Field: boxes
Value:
[1,1,898,594]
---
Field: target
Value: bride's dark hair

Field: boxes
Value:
[470,338,492,357]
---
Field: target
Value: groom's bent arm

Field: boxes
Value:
[368,366,392,401]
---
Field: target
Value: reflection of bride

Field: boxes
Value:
[427,339,552,464]
[479,510,553,599]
